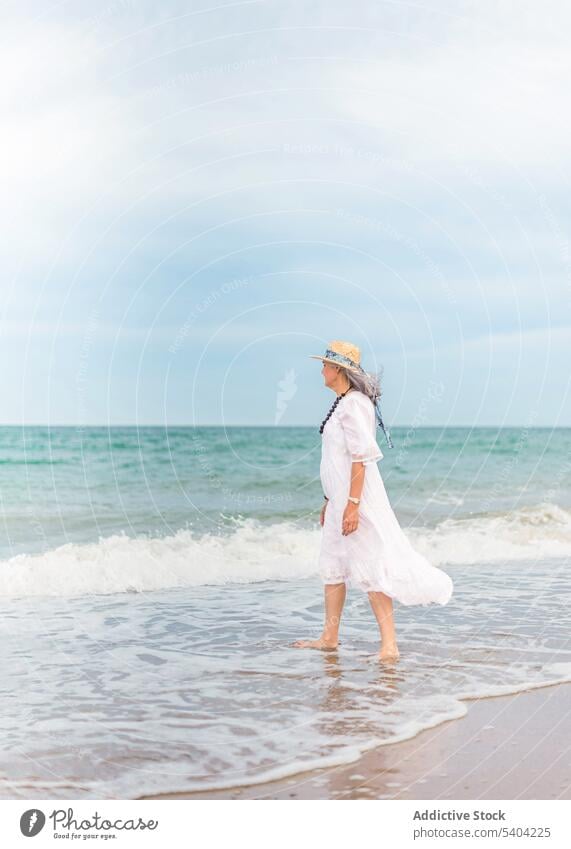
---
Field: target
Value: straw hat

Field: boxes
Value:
[309,340,364,374]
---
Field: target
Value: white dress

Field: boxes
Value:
[319,390,453,605]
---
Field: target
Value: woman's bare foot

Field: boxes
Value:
[292,636,339,651]
[378,643,400,662]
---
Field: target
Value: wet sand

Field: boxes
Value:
[140,682,571,800]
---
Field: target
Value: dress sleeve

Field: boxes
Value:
[337,394,383,465]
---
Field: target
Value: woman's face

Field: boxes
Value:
[321,361,340,388]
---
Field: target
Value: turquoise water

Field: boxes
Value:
[0,426,570,798]
[2,425,571,561]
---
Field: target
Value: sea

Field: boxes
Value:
[0,425,570,799]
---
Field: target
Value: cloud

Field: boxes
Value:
[4,1,569,273]
[320,41,570,175]
[2,1,570,424]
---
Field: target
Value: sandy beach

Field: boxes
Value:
[140,682,571,801]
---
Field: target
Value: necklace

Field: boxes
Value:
[319,388,353,434]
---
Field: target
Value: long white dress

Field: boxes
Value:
[319,389,453,605]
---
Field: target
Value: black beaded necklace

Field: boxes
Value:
[319,388,353,434]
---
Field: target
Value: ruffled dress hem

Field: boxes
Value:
[319,553,453,605]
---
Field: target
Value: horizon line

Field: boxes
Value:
[0,423,568,430]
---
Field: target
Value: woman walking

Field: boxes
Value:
[294,340,453,662]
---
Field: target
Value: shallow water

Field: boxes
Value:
[1,558,569,799]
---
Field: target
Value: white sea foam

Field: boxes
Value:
[409,502,571,565]
[0,521,320,598]
[1,502,570,598]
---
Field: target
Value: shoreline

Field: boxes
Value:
[140,682,571,800]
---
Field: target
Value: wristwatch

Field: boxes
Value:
[347,496,360,505]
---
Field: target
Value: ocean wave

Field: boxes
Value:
[408,502,571,566]
[0,520,320,599]
[1,503,570,598]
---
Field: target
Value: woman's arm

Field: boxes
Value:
[342,461,364,535]
[337,394,380,535]
[349,460,365,501]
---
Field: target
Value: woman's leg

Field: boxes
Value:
[293,582,346,650]
[367,591,400,661]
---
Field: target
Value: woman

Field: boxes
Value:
[293,340,453,662]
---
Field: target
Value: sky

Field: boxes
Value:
[1,0,570,427]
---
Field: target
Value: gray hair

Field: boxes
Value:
[334,363,393,448]
[340,365,383,404]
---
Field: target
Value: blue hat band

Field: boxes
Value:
[323,349,364,371]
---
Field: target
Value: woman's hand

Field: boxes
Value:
[342,501,360,535]
[320,500,328,527]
